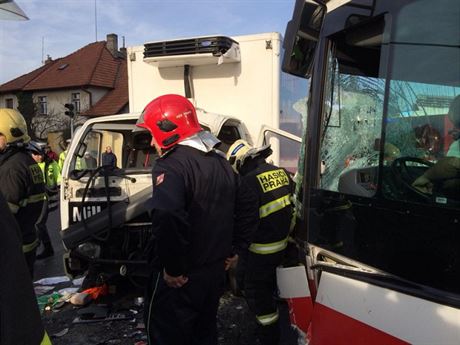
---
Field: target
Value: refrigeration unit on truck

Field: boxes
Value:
[277,0,460,344]
[59,32,302,282]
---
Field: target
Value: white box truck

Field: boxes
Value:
[59,32,302,281]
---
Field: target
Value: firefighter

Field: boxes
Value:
[28,141,60,259]
[136,94,253,345]
[0,191,52,345]
[227,139,294,345]
[0,108,45,276]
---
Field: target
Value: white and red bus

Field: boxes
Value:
[278,0,460,343]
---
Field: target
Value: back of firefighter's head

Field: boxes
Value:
[448,95,460,128]
[135,94,202,151]
[0,108,30,152]
[227,139,272,174]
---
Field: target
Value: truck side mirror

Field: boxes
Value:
[76,142,87,158]
[282,0,326,78]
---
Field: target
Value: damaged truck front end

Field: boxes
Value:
[60,112,249,281]
[60,115,156,282]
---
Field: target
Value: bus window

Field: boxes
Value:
[308,0,460,295]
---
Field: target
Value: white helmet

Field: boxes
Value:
[227,139,271,173]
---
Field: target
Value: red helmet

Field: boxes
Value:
[136,94,202,150]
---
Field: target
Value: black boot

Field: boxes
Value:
[36,243,54,260]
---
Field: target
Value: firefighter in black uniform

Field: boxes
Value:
[0,108,45,277]
[136,94,254,345]
[227,139,294,345]
[0,192,51,345]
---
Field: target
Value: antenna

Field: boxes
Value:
[41,36,44,64]
[94,0,98,41]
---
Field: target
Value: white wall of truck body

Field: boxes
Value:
[127,32,282,145]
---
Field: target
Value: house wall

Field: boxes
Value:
[0,93,18,109]
[0,88,110,115]
[87,87,107,105]
[32,89,91,115]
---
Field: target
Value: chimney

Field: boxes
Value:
[106,33,118,57]
[44,54,53,64]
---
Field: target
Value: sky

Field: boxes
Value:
[0,0,296,84]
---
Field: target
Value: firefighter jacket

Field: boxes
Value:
[0,192,51,345]
[38,159,61,189]
[0,147,46,250]
[148,144,254,276]
[240,160,294,255]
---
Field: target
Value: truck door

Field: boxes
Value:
[256,125,301,174]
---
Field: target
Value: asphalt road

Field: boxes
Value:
[34,205,67,280]
[35,206,300,345]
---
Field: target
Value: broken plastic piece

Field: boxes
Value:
[34,276,70,285]
[81,283,109,300]
[72,313,131,324]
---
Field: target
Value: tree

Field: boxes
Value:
[31,107,70,140]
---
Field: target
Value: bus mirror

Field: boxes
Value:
[282,0,326,78]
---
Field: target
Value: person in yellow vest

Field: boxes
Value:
[0,109,46,276]
[58,138,71,171]
[28,141,60,259]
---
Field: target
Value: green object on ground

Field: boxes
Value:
[36,292,61,314]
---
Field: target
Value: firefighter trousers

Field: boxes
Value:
[239,250,285,345]
[145,260,226,345]
[35,198,51,246]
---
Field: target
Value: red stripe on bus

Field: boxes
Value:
[286,296,312,334]
[310,303,410,345]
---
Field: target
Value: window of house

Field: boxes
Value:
[71,93,80,114]
[5,98,13,109]
[38,96,47,115]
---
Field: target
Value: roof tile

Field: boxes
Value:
[0,62,56,92]
[83,61,128,116]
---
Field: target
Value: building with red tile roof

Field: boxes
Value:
[0,33,128,119]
